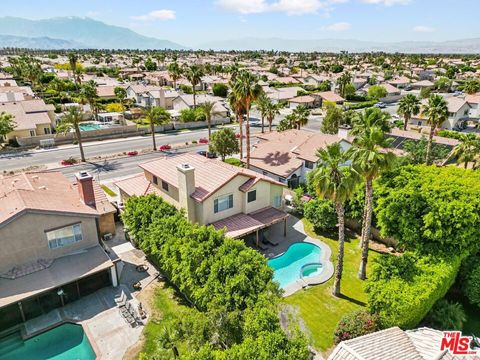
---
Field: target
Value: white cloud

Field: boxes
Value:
[131,9,176,21]
[413,25,434,32]
[216,0,345,15]
[362,0,411,6]
[322,21,351,31]
[86,11,100,17]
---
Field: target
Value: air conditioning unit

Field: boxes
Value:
[103,233,113,241]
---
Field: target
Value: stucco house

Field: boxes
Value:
[115,153,288,240]
[0,171,118,331]
[410,96,471,130]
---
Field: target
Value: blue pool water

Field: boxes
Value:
[0,323,95,360]
[268,242,323,288]
[79,123,103,131]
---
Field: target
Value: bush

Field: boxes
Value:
[334,310,380,344]
[365,253,462,329]
[463,258,480,307]
[344,100,377,110]
[224,158,244,167]
[304,199,337,232]
[424,299,466,331]
[212,83,228,97]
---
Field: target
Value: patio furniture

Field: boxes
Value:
[120,305,136,326]
[115,290,128,307]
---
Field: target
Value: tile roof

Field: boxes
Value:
[0,172,99,227]
[289,95,316,103]
[313,91,345,103]
[139,153,283,202]
[114,173,162,197]
[0,99,53,131]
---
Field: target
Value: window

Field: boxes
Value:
[247,190,256,203]
[46,223,83,249]
[162,180,169,191]
[29,130,36,137]
[214,194,233,213]
[153,176,158,185]
[274,195,282,208]
[44,127,51,135]
[304,161,315,169]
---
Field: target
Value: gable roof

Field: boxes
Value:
[313,91,345,103]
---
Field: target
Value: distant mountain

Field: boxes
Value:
[198,37,480,54]
[0,16,186,50]
[0,34,86,49]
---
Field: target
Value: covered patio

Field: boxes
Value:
[211,207,289,245]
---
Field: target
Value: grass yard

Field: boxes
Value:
[284,219,380,354]
[100,184,117,197]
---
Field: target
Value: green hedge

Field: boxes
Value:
[344,100,377,110]
[304,199,337,232]
[365,252,462,329]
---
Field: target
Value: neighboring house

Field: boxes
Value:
[312,91,345,106]
[0,100,56,142]
[465,93,480,118]
[115,154,288,240]
[146,89,179,110]
[0,86,35,102]
[411,80,435,90]
[288,95,317,109]
[379,83,402,103]
[410,97,471,130]
[0,171,118,330]
[172,94,229,119]
[388,76,411,89]
[126,84,161,107]
[247,129,352,188]
[266,87,304,104]
[328,326,480,360]
[96,85,127,100]
[303,74,329,87]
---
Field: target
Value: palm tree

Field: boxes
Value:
[351,126,396,280]
[337,72,352,98]
[351,108,391,136]
[68,52,80,85]
[265,101,281,132]
[199,101,221,140]
[313,143,358,296]
[79,80,99,121]
[167,62,182,89]
[454,138,480,169]
[183,64,204,108]
[256,92,270,134]
[228,90,245,159]
[143,106,171,151]
[461,79,480,95]
[56,107,86,162]
[292,105,310,130]
[422,94,449,165]
[231,71,262,168]
[398,94,421,131]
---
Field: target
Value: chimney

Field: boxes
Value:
[177,164,196,222]
[76,171,96,207]
[337,125,351,141]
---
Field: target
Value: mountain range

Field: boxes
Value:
[0,17,479,53]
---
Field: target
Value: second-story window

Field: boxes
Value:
[46,223,83,249]
[162,180,169,191]
[214,194,233,213]
[304,161,315,169]
[248,190,256,203]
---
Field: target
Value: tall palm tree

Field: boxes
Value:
[351,108,391,136]
[167,62,182,89]
[231,71,262,168]
[256,92,270,134]
[265,101,281,132]
[199,101,221,140]
[183,64,204,108]
[351,127,396,280]
[313,143,358,296]
[56,107,86,162]
[79,80,99,121]
[461,79,480,95]
[422,94,449,165]
[292,105,310,130]
[337,72,352,98]
[454,138,480,169]
[228,90,245,159]
[398,94,421,131]
[68,52,80,85]
[143,106,171,151]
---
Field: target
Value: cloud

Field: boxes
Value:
[322,21,351,31]
[86,11,100,17]
[131,9,176,21]
[216,0,345,15]
[361,0,411,5]
[413,25,434,32]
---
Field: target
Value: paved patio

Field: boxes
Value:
[253,215,334,297]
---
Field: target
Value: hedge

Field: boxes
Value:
[365,252,462,329]
[304,199,337,232]
[343,100,377,110]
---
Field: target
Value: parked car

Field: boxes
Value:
[159,144,171,151]
[374,102,387,109]
[249,118,262,127]
[199,138,209,144]
[197,150,218,159]
[405,85,413,91]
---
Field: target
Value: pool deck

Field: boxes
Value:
[258,215,334,297]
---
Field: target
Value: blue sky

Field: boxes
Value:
[2,0,479,46]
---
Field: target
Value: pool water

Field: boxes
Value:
[79,123,103,131]
[267,242,323,288]
[0,323,95,360]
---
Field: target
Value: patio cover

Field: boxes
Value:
[211,207,289,239]
[0,245,113,308]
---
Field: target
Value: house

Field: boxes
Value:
[288,95,317,109]
[328,326,480,360]
[303,74,329,87]
[146,89,179,110]
[115,153,288,240]
[0,171,118,330]
[0,86,35,102]
[172,94,229,119]
[96,85,127,100]
[126,84,161,107]
[0,100,56,142]
[312,91,345,106]
[379,83,402,103]
[388,76,411,89]
[266,87,304,104]
[465,93,480,118]
[247,129,352,187]
[411,80,435,90]
[410,97,471,130]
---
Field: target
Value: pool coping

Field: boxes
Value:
[279,238,334,297]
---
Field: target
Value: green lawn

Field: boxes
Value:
[100,184,117,197]
[284,219,379,353]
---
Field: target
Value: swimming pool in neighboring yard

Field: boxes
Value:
[268,242,324,289]
[79,123,103,131]
[0,323,95,360]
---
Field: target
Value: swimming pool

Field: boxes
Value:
[79,123,103,131]
[268,242,323,289]
[0,323,95,360]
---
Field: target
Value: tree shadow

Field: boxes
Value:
[337,293,366,307]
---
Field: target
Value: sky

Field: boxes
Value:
[1,0,479,46]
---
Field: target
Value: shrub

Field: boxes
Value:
[424,299,466,331]
[463,259,480,308]
[344,100,377,110]
[224,158,243,167]
[334,310,380,344]
[212,83,228,97]
[365,252,462,329]
[304,199,337,232]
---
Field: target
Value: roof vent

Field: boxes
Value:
[38,186,47,190]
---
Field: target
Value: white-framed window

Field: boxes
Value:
[214,194,233,213]
[46,223,83,249]
[274,195,282,208]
